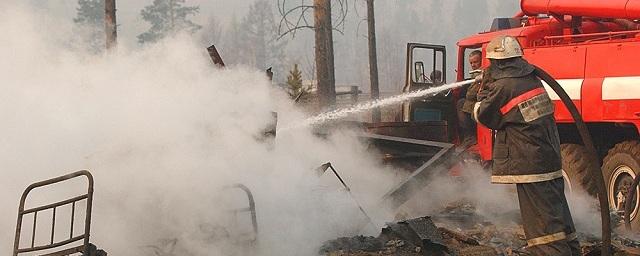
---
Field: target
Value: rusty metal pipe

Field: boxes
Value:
[207,45,225,67]
[533,66,611,256]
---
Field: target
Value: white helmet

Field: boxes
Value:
[486,35,523,60]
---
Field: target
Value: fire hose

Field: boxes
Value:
[625,175,640,231]
[533,66,612,256]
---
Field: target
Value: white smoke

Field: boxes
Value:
[397,166,519,223]
[0,4,401,255]
[397,165,603,238]
[567,189,602,237]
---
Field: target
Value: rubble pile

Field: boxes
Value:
[619,236,640,252]
[320,201,640,256]
[319,236,384,255]
[320,216,499,256]
[436,223,527,256]
[579,233,640,256]
[432,201,527,255]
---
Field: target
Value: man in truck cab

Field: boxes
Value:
[468,50,482,72]
[472,35,579,255]
[457,50,483,145]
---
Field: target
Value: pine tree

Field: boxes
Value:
[137,0,202,44]
[286,64,308,99]
[73,0,105,52]
[74,0,104,25]
[237,0,287,81]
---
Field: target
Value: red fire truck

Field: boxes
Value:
[400,0,640,228]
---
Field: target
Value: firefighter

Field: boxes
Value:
[472,35,580,255]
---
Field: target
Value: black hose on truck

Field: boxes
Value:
[533,66,612,256]
[624,175,640,231]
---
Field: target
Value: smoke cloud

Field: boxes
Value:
[0,4,401,255]
[397,166,603,238]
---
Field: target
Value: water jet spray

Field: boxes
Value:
[280,80,475,131]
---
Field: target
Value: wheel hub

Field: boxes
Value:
[609,165,639,221]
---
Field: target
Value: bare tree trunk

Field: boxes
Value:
[367,0,381,122]
[314,0,336,109]
[169,0,175,31]
[105,0,117,50]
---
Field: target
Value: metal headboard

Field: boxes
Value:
[13,170,94,256]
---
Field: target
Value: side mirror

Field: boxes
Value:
[414,61,425,83]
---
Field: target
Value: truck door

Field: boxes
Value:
[402,43,448,122]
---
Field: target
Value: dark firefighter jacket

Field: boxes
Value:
[472,58,562,184]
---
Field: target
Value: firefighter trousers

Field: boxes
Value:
[516,178,580,256]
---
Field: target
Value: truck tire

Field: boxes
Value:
[560,143,599,196]
[602,141,640,229]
